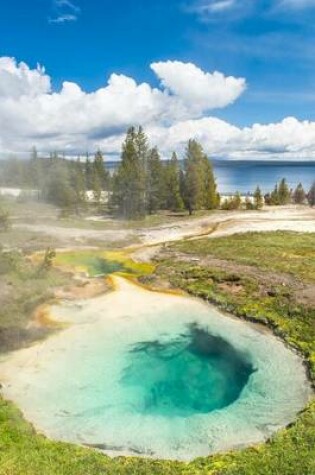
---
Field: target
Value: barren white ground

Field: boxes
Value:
[12,206,315,248]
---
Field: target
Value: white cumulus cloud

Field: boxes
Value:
[0,57,314,160]
[0,57,246,155]
[144,117,315,160]
[151,61,246,111]
[0,57,51,98]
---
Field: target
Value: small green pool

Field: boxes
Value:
[55,250,153,277]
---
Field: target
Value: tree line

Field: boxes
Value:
[0,127,314,220]
[264,178,315,207]
[111,127,219,218]
[0,127,220,219]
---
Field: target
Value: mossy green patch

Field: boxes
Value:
[174,231,315,282]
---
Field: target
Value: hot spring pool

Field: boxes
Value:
[122,325,254,417]
[0,277,311,460]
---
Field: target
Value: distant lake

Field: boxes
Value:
[211,160,315,194]
[107,159,315,194]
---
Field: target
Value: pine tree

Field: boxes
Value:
[182,140,206,215]
[134,126,149,166]
[91,168,102,206]
[44,162,76,214]
[293,183,306,204]
[203,155,219,209]
[221,198,229,210]
[270,184,280,205]
[85,154,93,190]
[165,152,184,211]
[183,159,201,215]
[254,186,264,209]
[112,127,146,219]
[93,150,110,190]
[146,147,163,214]
[72,158,86,214]
[182,139,219,214]
[134,126,149,211]
[221,194,241,210]
[278,178,291,205]
[245,196,255,210]
[308,181,315,207]
[89,150,110,209]
[234,191,242,209]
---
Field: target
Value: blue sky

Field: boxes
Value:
[0,0,315,159]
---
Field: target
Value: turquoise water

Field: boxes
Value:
[1,279,311,460]
[59,254,128,276]
[83,257,125,276]
[122,325,254,417]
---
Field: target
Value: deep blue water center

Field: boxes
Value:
[122,324,255,417]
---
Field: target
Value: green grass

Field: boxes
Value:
[175,232,315,282]
[0,249,67,352]
[0,396,314,475]
[0,232,314,474]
